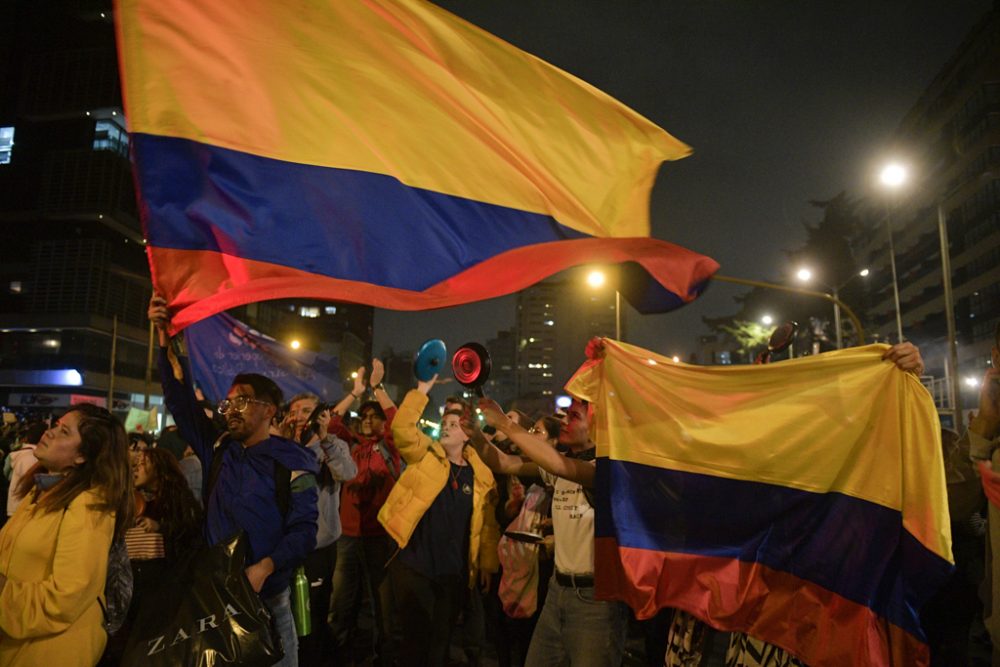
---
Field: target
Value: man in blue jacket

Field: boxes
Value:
[150,295,319,667]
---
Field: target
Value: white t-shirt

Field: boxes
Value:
[540,465,595,576]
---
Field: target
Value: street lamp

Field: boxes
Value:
[878,162,907,343]
[289,339,301,350]
[761,314,774,326]
[879,163,907,188]
[584,268,621,340]
[796,267,869,349]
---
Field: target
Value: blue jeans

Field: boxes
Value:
[524,576,627,667]
[265,588,298,667]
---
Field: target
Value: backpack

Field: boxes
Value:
[99,535,133,635]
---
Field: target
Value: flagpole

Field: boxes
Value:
[107,315,118,410]
[144,319,155,409]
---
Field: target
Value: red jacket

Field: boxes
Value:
[330,408,401,536]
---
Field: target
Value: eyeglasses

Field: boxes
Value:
[217,396,271,415]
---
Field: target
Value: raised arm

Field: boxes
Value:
[149,294,219,465]
[464,417,538,479]
[391,378,436,465]
[332,367,367,417]
[369,358,397,412]
[480,399,595,488]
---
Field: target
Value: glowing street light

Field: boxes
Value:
[289,339,301,350]
[586,269,606,288]
[965,376,981,389]
[795,267,812,282]
[761,314,774,326]
[879,163,907,189]
[584,268,620,340]
[859,268,870,277]
[877,162,907,344]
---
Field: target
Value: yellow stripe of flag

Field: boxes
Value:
[116,0,691,239]
[566,341,952,563]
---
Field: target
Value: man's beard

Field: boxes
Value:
[228,417,251,439]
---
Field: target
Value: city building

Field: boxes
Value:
[0,3,370,416]
[514,269,617,405]
[484,327,517,407]
[860,6,1000,410]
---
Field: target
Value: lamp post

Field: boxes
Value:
[879,163,907,343]
[938,201,961,429]
[796,267,869,349]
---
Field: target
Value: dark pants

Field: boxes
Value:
[298,542,337,667]
[389,558,464,667]
[329,534,397,665]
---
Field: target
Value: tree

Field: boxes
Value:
[719,320,772,357]
[705,191,871,359]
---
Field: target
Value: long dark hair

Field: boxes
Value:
[136,448,203,557]
[16,404,135,541]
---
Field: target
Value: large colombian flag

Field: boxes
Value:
[114,0,719,332]
[566,340,953,667]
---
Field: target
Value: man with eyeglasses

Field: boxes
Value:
[149,295,319,667]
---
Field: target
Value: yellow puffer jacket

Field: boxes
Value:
[378,390,500,587]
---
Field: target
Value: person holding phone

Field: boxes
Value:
[285,393,356,667]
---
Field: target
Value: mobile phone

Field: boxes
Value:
[299,402,330,445]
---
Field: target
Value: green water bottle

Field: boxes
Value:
[291,565,311,636]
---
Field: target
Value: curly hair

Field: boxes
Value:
[136,447,204,558]
[16,404,135,541]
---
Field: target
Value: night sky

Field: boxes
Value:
[374,1,993,364]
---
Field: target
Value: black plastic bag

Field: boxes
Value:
[120,532,284,667]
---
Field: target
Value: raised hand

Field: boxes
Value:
[881,342,924,375]
[417,374,438,396]
[370,358,385,387]
[353,367,367,397]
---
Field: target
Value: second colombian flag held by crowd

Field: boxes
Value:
[114,0,718,332]
[566,341,953,667]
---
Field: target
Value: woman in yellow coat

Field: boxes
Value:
[379,374,500,667]
[0,404,134,667]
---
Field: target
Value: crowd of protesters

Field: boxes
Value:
[0,300,997,666]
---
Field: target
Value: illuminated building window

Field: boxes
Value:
[9,280,22,294]
[324,306,337,315]
[0,126,13,165]
[299,306,320,318]
[93,119,128,157]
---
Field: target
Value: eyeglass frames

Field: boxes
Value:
[217,395,271,415]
